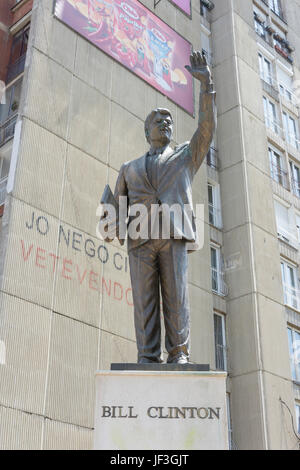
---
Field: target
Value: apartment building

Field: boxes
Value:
[0,0,299,450]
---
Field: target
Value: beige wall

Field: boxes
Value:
[212,0,300,450]
[1,0,300,450]
[0,0,216,449]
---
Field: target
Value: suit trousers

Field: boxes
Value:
[128,238,190,363]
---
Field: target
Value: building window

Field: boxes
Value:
[201,31,212,66]
[277,67,294,104]
[273,30,293,63]
[290,162,300,198]
[200,0,214,19]
[296,403,300,434]
[0,78,22,147]
[270,0,284,19]
[283,112,299,150]
[279,84,292,102]
[274,200,294,243]
[208,183,222,229]
[254,11,267,40]
[226,394,234,450]
[259,53,273,85]
[281,262,299,310]
[296,214,300,244]
[6,24,30,83]
[214,313,227,371]
[287,327,300,382]
[269,147,287,188]
[263,96,281,136]
[211,246,227,297]
[206,146,219,170]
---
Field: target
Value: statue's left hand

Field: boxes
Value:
[185,51,212,89]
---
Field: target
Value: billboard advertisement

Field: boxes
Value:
[170,0,191,17]
[54,0,194,114]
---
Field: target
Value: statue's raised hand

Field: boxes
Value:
[185,51,212,90]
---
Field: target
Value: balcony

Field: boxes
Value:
[265,115,285,140]
[200,0,214,22]
[209,203,222,229]
[274,43,293,64]
[0,177,8,207]
[254,15,273,46]
[270,163,289,189]
[206,147,219,170]
[260,72,279,102]
[202,49,213,67]
[255,25,269,44]
[283,285,300,312]
[0,114,18,147]
[285,133,300,153]
[211,269,228,297]
[262,73,299,110]
[279,86,299,110]
[6,54,26,84]
[262,79,279,102]
[215,344,227,371]
[291,177,300,198]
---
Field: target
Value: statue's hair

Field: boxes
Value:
[144,108,173,143]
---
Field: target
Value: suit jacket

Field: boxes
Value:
[114,142,204,253]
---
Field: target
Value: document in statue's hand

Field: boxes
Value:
[100,184,119,210]
[100,185,125,246]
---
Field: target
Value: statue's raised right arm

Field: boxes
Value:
[185,51,216,171]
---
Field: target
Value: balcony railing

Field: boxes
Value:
[0,114,18,147]
[265,116,284,138]
[279,85,299,108]
[6,54,26,84]
[202,49,213,66]
[255,24,268,43]
[200,0,214,22]
[261,72,299,108]
[270,163,289,189]
[261,77,279,101]
[206,147,219,170]
[0,177,8,206]
[291,177,300,198]
[209,203,222,229]
[215,344,227,371]
[274,44,293,64]
[285,133,300,151]
[283,285,300,311]
[211,269,228,297]
[254,18,273,46]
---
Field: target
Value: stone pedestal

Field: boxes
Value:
[94,368,228,450]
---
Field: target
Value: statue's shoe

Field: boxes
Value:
[168,355,189,365]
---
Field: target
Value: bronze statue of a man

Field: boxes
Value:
[102,52,216,364]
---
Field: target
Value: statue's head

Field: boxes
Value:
[144,108,173,147]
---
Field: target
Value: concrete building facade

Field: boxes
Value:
[0,0,299,450]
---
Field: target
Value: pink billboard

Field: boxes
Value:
[54,0,194,114]
[170,0,191,17]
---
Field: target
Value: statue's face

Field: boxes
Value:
[148,112,173,147]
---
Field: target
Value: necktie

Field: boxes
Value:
[146,151,160,189]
